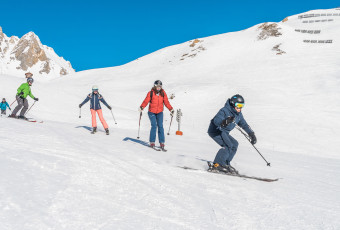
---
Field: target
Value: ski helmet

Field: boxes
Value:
[25,72,33,78]
[27,77,34,84]
[154,80,162,87]
[230,94,245,108]
[92,85,99,91]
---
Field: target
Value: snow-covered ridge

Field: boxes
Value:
[0,27,74,78]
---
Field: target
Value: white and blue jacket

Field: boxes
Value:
[80,92,110,110]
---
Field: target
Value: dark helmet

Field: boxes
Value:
[154,80,162,87]
[27,77,34,84]
[230,94,245,107]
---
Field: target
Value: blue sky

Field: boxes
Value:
[0,0,338,71]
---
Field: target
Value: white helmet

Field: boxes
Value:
[92,85,99,91]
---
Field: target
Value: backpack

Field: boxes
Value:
[149,89,164,102]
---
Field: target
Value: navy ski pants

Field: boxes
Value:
[209,131,239,166]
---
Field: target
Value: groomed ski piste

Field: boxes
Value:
[1,8,340,230]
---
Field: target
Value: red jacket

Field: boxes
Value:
[141,89,173,114]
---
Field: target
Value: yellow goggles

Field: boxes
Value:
[235,103,244,108]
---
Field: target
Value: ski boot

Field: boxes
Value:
[91,127,97,134]
[160,143,167,152]
[17,115,28,120]
[8,114,17,118]
[211,163,231,174]
[150,142,160,151]
[105,128,109,135]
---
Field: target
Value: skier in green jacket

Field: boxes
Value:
[9,77,39,119]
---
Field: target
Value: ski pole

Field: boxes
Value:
[167,115,174,135]
[137,112,142,139]
[110,109,117,124]
[10,98,17,107]
[233,122,271,166]
[79,108,81,118]
[24,101,36,116]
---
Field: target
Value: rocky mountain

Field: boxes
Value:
[0,26,74,77]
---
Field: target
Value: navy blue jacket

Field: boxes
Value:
[80,92,110,110]
[208,99,253,137]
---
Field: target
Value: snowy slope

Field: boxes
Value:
[1,7,340,230]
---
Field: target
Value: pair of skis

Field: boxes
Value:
[150,145,167,152]
[179,162,279,182]
[91,130,109,135]
[8,116,43,123]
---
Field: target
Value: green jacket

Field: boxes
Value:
[17,83,35,99]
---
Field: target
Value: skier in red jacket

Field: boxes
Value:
[140,80,174,151]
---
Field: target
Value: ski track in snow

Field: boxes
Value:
[0,118,339,229]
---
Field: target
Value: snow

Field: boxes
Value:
[1,7,340,229]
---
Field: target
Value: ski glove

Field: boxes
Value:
[170,109,175,117]
[34,98,39,101]
[221,116,235,128]
[79,104,82,108]
[249,132,257,145]
[138,106,143,113]
[107,105,112,110]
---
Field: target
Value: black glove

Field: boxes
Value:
[79,104,83,108]
[108,105,112,110]
[34,98,39,101]
[248,132,257,145]
[221,116,235,128]
[19,92,24,96]
[170,109,175,117]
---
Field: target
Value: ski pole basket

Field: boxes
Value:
[176,109,183,135]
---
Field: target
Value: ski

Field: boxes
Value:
[25,117,44,123]
[27,118,43,123]
[8,116,43,123]
[179,162,279,182]
[150,146,161,151]
[206,161,278,182]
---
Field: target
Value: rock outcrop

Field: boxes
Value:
[0,26,74,77]
[257,23,282,40]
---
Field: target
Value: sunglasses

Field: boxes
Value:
[235,103,244,108]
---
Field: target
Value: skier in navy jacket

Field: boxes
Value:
[208,94,257,174]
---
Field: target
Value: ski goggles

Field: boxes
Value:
[235,103,244,108]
